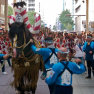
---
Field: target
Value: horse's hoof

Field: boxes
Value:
[16,90,20,94]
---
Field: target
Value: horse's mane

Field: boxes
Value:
[9,22,34,42]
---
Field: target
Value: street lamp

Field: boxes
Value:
[13,0,16,16]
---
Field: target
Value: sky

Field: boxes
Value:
[8,0,72,28]
[39,0,63,27]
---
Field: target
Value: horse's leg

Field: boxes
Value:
[20,89,25,94]
[32,89,35,94]
[31,85,37,94]
[17,86,25,94]
[17,78,25,94]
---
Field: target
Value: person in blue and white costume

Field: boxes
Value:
[30,37,59,94]
[45,47,85,94]
[0,54,10,75]
[83,35,94,79]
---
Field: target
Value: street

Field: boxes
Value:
[0,61,94,94]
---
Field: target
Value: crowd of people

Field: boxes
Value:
[0,30,12,75]
[31,30,94,94]
[34,31,94,63]
[0,29,94,94]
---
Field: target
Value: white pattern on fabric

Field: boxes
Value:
[36,48,40,51]
[77,65,81,69]
[49,70,55,78]
[16,14,23,22]
[50,52,58,64]
[61,69,71,85]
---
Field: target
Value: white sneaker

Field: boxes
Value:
[2,72,8,75]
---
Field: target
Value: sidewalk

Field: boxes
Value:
[0,62,94,94]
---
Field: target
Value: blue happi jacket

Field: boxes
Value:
[0,54,4,60]
[83,41,94,61]
[45,61,85,86]
[31,45,59,69]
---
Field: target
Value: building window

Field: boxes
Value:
[75,5,81,13]
[65,2,66,6]
[23,0,27,1]
[1,5,4,15]
[75,0,78,4]
[28,8,35,11]
[29,0,35,3]
[28,4,35,7]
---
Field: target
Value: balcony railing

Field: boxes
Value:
[28,0,35,3]
[28,4,35,7]
[28,8,35,11]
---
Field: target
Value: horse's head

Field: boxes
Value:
[9,22,34,58]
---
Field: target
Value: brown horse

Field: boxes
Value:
[9,22,44,94]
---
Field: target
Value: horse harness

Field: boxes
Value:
[12,32,40,67]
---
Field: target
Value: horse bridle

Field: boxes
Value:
[12,31,39,62]
[13,32,26,49]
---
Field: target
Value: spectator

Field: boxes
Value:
[73,39,85,67]
[83,35,94,79]
[0,54,10,75]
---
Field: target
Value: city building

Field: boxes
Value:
[63,0,65,11]
[65,0,75,18]
[0,0,8,31]
[22,0,36,11]
[65,0,75,30]
[74,0,94,32]
[55,17,61,31]
[74,0,86,32]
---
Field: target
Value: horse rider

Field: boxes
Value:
[30,37,59,94]
[45,47,85,94]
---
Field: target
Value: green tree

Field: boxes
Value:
[61,24,65,30]
[8,5,13,16]
[53,25,56,30]
[59,9,74,30]
[67,24,73,31]
[27,11,36,25]
[41,20,45,27]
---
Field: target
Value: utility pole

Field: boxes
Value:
[13,0,16,16]
[86,0,89,34]
[5,0,8,31]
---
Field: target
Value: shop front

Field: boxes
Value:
[0,0,8,31]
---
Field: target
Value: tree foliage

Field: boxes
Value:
[61,24,65,30]
[53,25,56,30]
[41,20,45,27]
[8,5,13,16]
[59,9,74,30]
[27,11,36,25]
[67,24,73,31]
